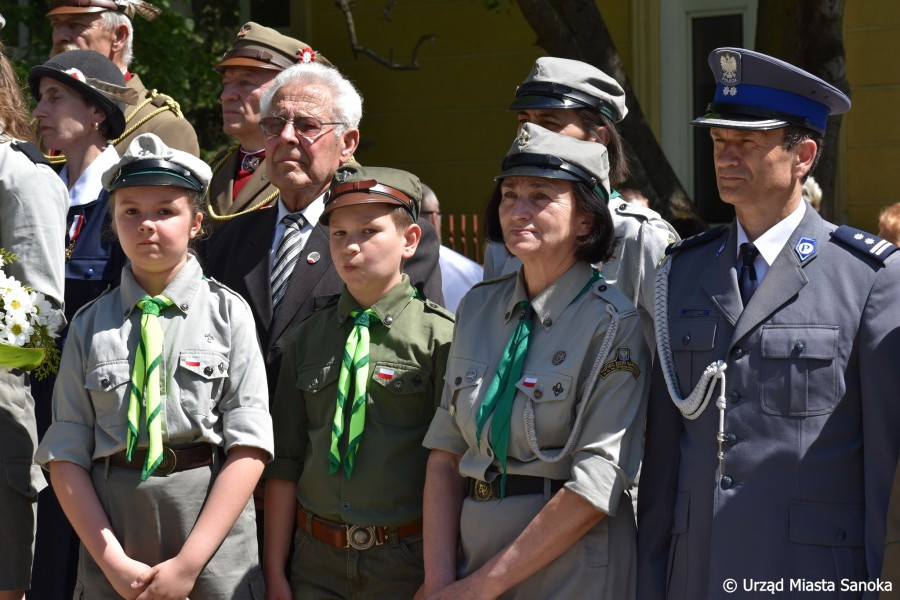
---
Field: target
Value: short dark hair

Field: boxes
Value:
[782,125,823,182]
[575,107,630,187]
[484,179,616,264]
[389,205,415,230]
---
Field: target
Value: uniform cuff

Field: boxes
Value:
[34,421,95,470]
[566,453,627,516]
[263,457,303,482]
[222,406,274,461]
[422,407,468,455]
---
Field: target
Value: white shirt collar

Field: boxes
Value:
[60,145,120,208]
[275,192,326,228]
[736,200,807,270]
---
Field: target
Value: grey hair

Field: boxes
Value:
[100,11,133,68]
[259,62,363,133]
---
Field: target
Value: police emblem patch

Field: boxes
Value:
[552,351,566,365]
[718,51,740,86]
[599,347,641,380]
[794,237,817,262]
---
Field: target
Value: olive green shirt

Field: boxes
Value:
[265,275,454,526]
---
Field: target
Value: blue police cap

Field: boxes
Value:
[691,47,850,135]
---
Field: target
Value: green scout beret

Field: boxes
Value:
[215,21,332,73]
[323,165,422,224]
[496,122,610,199]
[509,56,628,123]
[103,133,212,194]
[46,0,161,21]
[692,47,850,135]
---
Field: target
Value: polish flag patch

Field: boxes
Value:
[184,359,201,367]
[522,377,538,388]
[377,368,395,381]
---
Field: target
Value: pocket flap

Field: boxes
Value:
[3,459,47,500]
[178,351,229,379]
[370,363,429,395]
[296,362,339,393]
[445,359,488,391]
[515,372,573,402]
[85,360,131,391]
[670,318,717,352]
[671,491,690,534]
[761,326,838,360]
[789,500,864,546]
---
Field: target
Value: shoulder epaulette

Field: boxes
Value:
[10,141,50,166]
[590,278,638,316]
[830,225,898,264]
[422,298,455,322]
[665,225,727,256]
[471,270,516,290]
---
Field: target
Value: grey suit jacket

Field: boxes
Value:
[637,206,900,599]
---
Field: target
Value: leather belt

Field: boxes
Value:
[97,444,215,477]
[466,475,566,501]
[296,509,422,551]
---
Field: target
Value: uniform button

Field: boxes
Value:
[84,268,94,278]
[341,501,351,511]
[454,376,462,385]
[724,433,737,446]
[730,346,745,359]
[180,303,189,311]
[835,528,847,541]
[619,203,628,211]
[720,475,734,490]
[728,390,741,404]
[101,378,111,388]
[392,379,404,391]
[682,334,692,345]
[542,317,552,328]
[534,388,543,399]
[384,315,393,325]
[310,378,319,390]
[598,285,607,292]
[203,366,214,376]
[793,341,805,354]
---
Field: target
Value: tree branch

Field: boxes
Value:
[335,0,435,71]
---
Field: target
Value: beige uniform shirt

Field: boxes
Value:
[483,198,679,352]
[36,255,273,469]
[424,261,649,598]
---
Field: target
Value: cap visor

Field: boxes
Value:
[508,94,586,111]
[494,165,583,182]
[46,6,107,16]
[109,172,201,192]
[691,111,789,131]
[321,194,409,224]
[213,57,281,73]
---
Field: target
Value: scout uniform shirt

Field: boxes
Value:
[424,261,650,599]
[265,275,453,526]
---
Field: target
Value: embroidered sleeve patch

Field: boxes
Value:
[599,347,641,380]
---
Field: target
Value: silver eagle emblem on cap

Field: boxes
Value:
[719,52,740,86]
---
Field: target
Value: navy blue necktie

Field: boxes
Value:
[738,242,760,305]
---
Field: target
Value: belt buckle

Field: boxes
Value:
[346,525,378,550]
[474,479,493,502]
[155,447,177,476]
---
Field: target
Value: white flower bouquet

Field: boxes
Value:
[0,249,62,379]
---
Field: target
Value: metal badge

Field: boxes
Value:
[794,237,817,262]
[552,351,566,365]
[516,128,530,147]
[465,368,477,382]
[307,251,320,264]
[335,169,351,183]
[347,525,377,550]
[534,388,543,399]
[474,480,493,502]
[718,50,740,86]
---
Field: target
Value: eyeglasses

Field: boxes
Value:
[258,115,344,140]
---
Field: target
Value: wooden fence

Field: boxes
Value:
[443,213,482,264]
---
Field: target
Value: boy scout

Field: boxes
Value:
[263,166,454,599]
[638,48,900,599]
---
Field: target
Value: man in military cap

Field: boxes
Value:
[207,22,332,224]
[638,48,900,599]
[46,0,199,156]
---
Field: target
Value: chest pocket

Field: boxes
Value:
[368,362,432,429]
[515,371,575,449]
[175,351,229,417]
[759,325,838,416]
[296,362,341,427]
[669,318,717,395]
[85,360,132,428]
[443,358,489,429]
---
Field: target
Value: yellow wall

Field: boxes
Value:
[298,1,632,225]
[842,2,900,230]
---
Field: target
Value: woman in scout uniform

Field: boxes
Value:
[35,133,273,599]
[30,49,135,324]
[420,124,650,599]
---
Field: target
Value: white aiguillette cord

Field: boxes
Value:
[654,255,729,480]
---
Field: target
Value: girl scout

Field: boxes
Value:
[36,133,273,599]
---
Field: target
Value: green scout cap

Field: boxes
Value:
[215,21,331,73]
[509,56,628,123]
[323,166,421,224]
[46,0,162,21]
[497,123,610,199]
[103,133,212,194]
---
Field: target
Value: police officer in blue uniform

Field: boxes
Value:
[637,48,900,599]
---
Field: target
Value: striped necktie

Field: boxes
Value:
[329,308,379,478]
[128,295,174,480]
[271,212,307,312]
